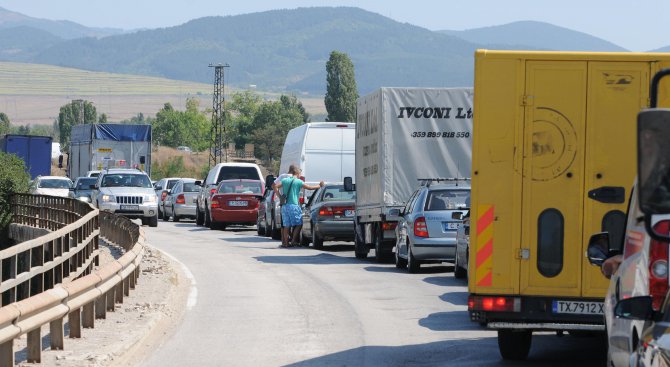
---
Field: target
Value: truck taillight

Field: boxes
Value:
[468,295,521,312]
[649,220,670,310]
[176,194,185,204]
[319,206,333,217]
[414,217,428,237]
[383,222,397,231]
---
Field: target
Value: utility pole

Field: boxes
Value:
[208,63,230,168]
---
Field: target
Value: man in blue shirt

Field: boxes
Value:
[273,164,324,247]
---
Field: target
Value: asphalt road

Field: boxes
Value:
[141,221,607,367]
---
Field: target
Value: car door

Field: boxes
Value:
[166,183,180,216]
[302,188,321,237]
[397,189,421,257]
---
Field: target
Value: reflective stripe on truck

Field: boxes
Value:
[475,204,494,287]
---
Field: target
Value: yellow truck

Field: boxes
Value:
[468,50,670,360]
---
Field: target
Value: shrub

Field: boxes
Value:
[0,152,30,229]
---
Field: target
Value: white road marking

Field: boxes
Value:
[157,248,198,310]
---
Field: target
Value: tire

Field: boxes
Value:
[300,230,310,246]
[173,212,181,222]
[354,225,368,259]
[209,219,219,230]
[374,224,387,263]
[407,244,420,273]
[497,330,532,360]
[162,208,170,222]
[312,226,324,249]
[141,217,148,226]
[157,206,163,220]
[454,252,467,279]
[271,217,282,240]
[205,207,212,227]
[395,239,408,269]
[257,216,265,236]
[195,206,204,226]
[148,215,158,228]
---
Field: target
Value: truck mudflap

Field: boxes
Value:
[468,294,605,331]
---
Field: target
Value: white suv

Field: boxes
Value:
[92,168,158,227]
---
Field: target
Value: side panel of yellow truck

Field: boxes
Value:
[581,62,649,298]
[470,57,524,294]
[520,61,587,296]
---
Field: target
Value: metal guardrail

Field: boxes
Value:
[0,194,145,365]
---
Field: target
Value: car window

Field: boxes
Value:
[404,190,419,214]
[410,190,424,213]
[167,180,179,190]
[216,167,260,183]
[218,181,262,194]
[183,183,199,192]
[76,178,97,190]
[39,179,71,189]
[307,188,321,206]
[321,185,356,201]
[101,174,152,188]
[424,189,470,211]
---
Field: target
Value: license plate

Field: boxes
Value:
[552,300,604,315]
[344,210,355,217]
[443,222,459,231]
[120,205,139,211]
[229,200,248,207]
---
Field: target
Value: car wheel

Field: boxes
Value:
[209,219,219,230]
[407,244,420,273]
[454,251,467,279]
[271,217,282,240]
[162,208,170,222]
[195,206,204,226]
[148,215,158,228]
[140,217,148,226]
[312,225,324,249]
[157,206,163,220]
[354,225,368,259]
[497,330,532,360]
[300,230,310,246]
[173,207,180,222]
[395,239,408,269]
[205,207,212,227]
[374,224,387,263]
[257,216,265,236]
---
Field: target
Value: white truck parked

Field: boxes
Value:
[353,87,474,260]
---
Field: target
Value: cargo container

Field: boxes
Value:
[0,134,52,179]
[354,87,473,260]
[468,50,670,360]
[68,124,152,179]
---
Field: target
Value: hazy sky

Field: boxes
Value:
[0,0,665,51]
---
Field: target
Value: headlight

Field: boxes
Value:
[77,196,91,203]
[101,194,116,203]
[144,195,157,203]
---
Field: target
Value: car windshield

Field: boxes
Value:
[101,174,152,188]
[39,179,71,189]
[322,186,356,201]
[424,189,470,211]
[183,183,199,192]
[76,178,97,190]
[218,181,262,194]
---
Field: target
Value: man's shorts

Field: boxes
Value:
[281,204,302,227]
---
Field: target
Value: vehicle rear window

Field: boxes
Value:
[424,189,470,211]
[183,183,200,192]
[537,209,564,278]
[216,167,260,183]
[218,181,262,194]
[322,186,356,201]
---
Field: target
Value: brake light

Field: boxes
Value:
[211,199,220,209]
[176,194,185,204]
[299,196,305,204]
[319,206,334,217]
[161,191,167,201]
[468,295,521,312]
[383,222,397,231]
[210,188,217,196]
[414,217,428,237]
[649,220,670,310]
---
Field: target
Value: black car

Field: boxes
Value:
[299,184,356,248]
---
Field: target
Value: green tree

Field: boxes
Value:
[280,95,310,123]
[227,91,262,149]
[0,113,10,135]
[0,152,30,231]
[98,113,108,123]
[151,99,210,151]
[250,96,305,162]
[324,51,359,122]
[58,100,97,148]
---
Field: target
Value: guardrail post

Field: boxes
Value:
[82,302,94,328]
[95,296,106,319]
[124,277,130,296]
[50,318,64,350]
[106,289,115,311]
[0,340,13,366]
[129,272,136,289]
[27,326,41,363]
[68,309,81,338]
[115,282,124,304]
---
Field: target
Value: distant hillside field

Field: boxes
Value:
[0,62,326,125]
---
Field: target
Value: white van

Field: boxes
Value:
[279,122,355,184]
[268,122,355,239]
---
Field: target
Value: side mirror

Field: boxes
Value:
[389,208,401,217]
[265,174,275,188]
[154,185,162,191]
[166,189,172,195]
[586,232,610,267]
[195,180,202,186]
[343,176,355,192]
[614,296,654,320]
[452,212,464,220]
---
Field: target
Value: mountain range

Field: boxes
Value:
[0,6,660,95]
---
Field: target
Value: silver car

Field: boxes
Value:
[163,178,200,222]
[154,177,181,220]
[92,168,158,227]
[394,182,470,273]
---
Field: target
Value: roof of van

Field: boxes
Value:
[212,162,261,168]
[304,122,354,128]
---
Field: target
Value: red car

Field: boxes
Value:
[209,179,264,230]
